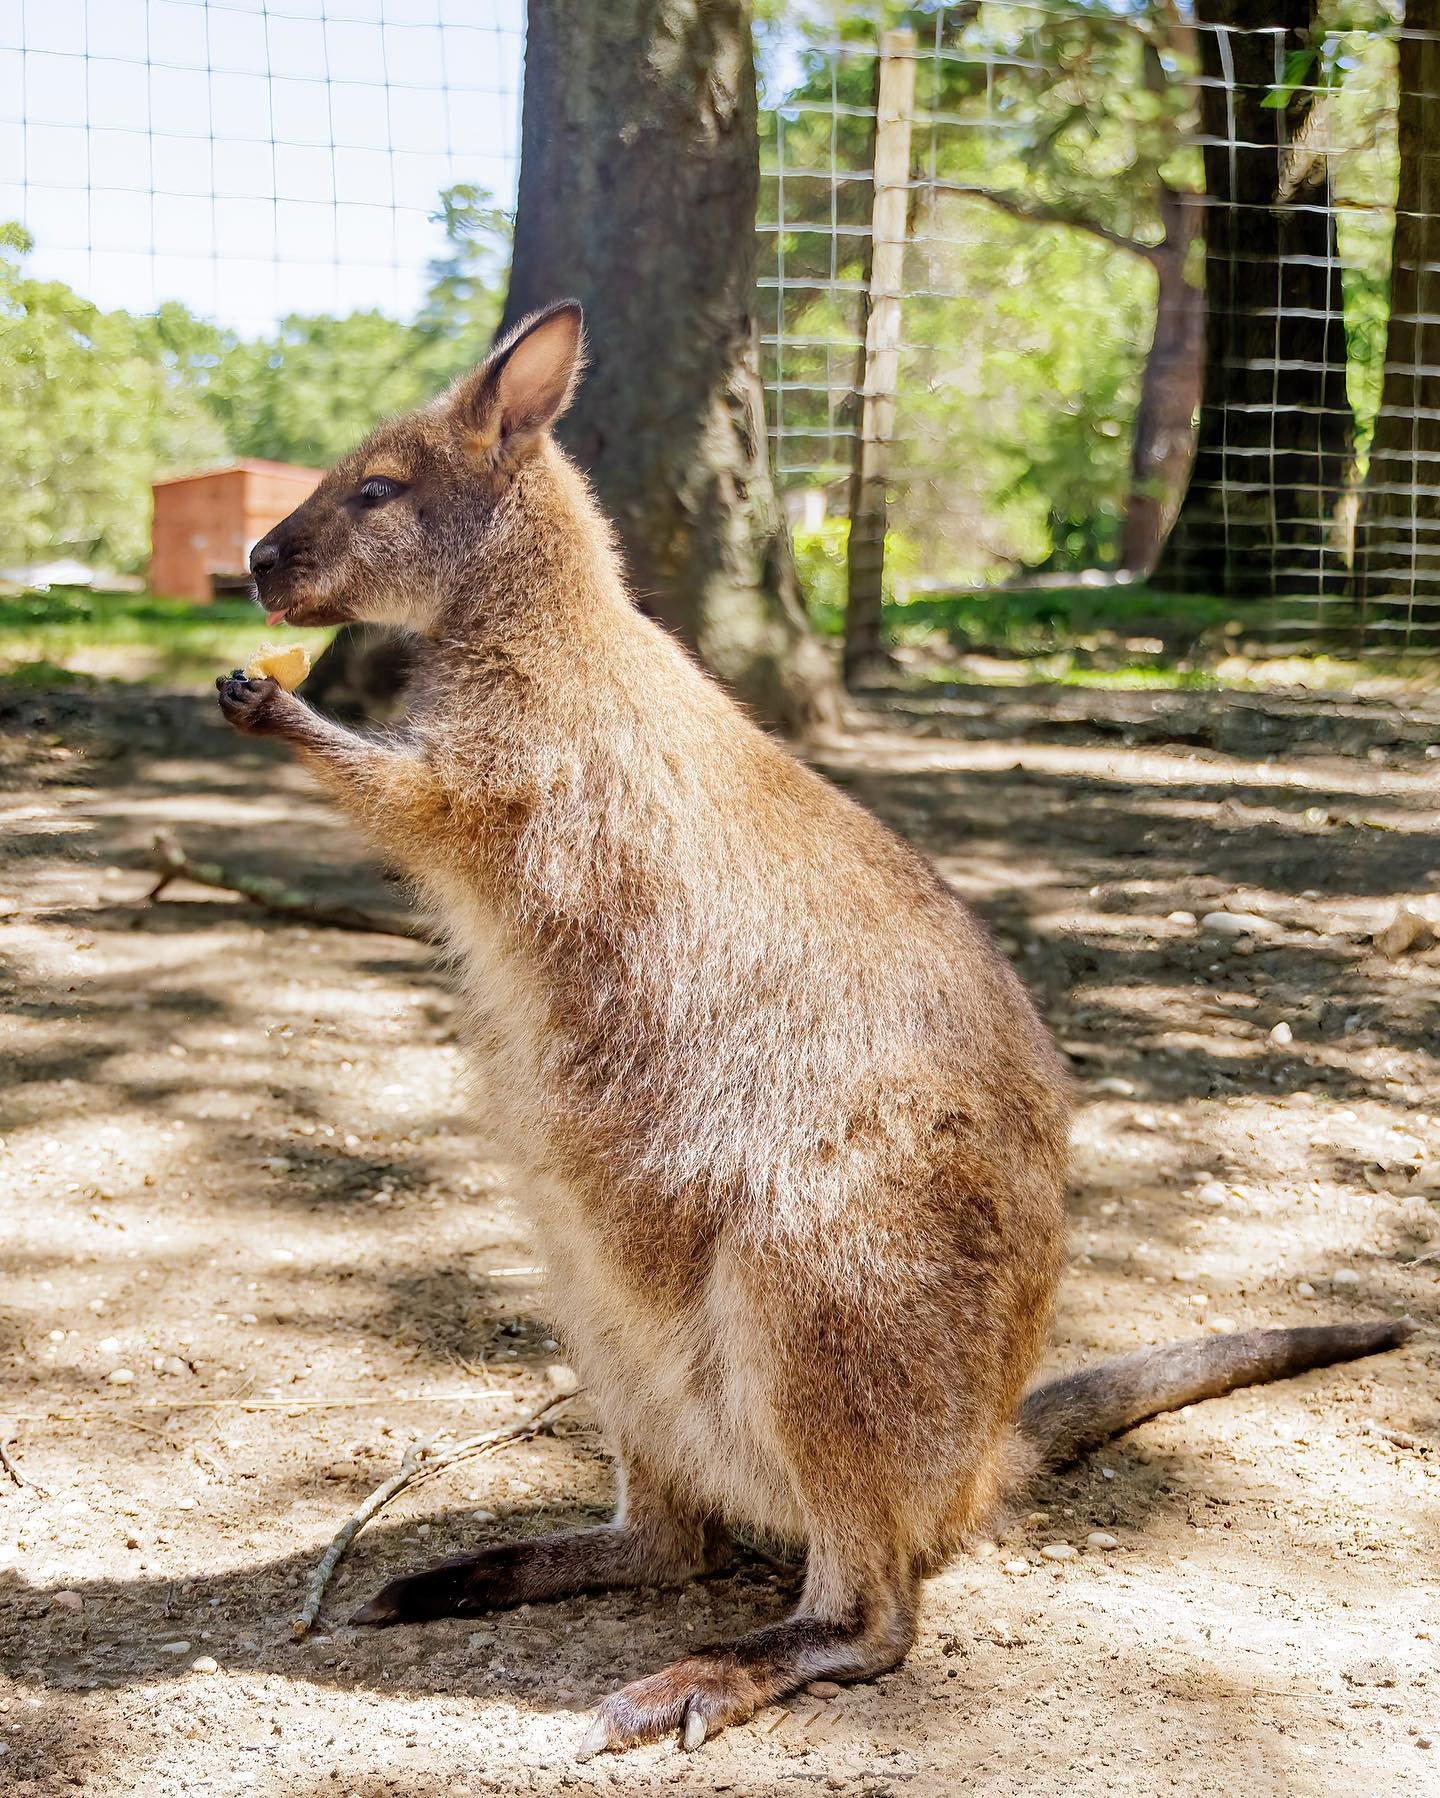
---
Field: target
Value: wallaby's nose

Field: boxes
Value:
[250,540,282,577]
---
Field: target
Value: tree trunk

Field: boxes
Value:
[843,29,915,688]
[1352,1,1440,638]
[501,0,841,735]
[1152,0,1354,598]
[1119,186,1206,576]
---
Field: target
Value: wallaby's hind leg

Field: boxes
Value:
[350,1450,731,1626]
[577,1540,920,1758]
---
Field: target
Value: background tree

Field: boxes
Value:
[758,0,1202,649]
[1152,0,1355,599]
[0,225,226,574]
[502,0,841,735]
[1353,0,1440,623]
[207,186,512,469]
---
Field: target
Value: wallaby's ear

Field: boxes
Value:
[447,300,585,459]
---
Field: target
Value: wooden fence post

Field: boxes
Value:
[843,27,917,687]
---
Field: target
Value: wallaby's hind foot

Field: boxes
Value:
[352,1475,732,1625]
[577,1551,919,1758]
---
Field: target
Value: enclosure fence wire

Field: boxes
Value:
[4,0,1439,653]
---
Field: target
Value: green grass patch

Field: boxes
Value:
[0,587,334,688]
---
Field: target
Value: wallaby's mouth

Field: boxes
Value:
[250,580,355,629]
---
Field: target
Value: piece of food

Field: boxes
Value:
[243,642,311,691]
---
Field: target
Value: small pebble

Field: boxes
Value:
[1093,1076,1136,1097]
[1374,905,1433,960]
[546,1363,580,1395]
[1269,1021,1293,1046]
[1086,1531,1119,1550]
[1166,910,1196,926]
[1332,1269,1360,1286]
[189,1655,219,1675]
[1100,1467,1115,1481]
[158,1640,191,1655]
[806,1680,842,1699]
[1296,1281,1316,1298]
[1002,1558,1029,1575]
[97,1336,120,1354]
[107,1367,135,1385]
[51,1591,84,1612]
[1201,911,1281,938]
[1040,1543,1076,1561]
[1208,1316,1237,1333]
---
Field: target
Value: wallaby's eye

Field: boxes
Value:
[356,476,403,510]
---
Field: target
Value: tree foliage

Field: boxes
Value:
[0,188,510,572]
[203,185,511,469]
[0,225,227,572]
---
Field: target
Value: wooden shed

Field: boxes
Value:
[150,459,322,600]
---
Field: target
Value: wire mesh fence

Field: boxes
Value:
[3,0,523,330]
[758,2,1436,654]
[4,1,1439,655]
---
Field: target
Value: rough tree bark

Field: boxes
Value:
[1152,0,1354,598]
[1118,34,1207,578]
[1353,1,1440,632]
[501,0,841,735]
[1119,185,1207,576]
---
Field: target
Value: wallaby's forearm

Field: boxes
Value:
[216,675,446,852]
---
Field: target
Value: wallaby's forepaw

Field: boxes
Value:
[215,671,299,738]
[575,1654,768,1759]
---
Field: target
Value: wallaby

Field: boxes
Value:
[219,301,1414,1758]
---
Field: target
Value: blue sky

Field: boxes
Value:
[1,0,526,333]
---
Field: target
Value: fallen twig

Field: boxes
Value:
[146,829,427,940]
[292,1391,578,1640]
[1364,1418,1432,1455]
[0,1434,46,1495]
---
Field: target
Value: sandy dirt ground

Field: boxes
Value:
[2,675,1438,1798]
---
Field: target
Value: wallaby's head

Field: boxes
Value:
[248,300,584,631]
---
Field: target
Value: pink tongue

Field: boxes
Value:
[265,610,288,626]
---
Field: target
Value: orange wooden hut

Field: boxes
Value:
[150,459,322,600]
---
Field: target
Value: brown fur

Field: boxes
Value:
[217,302,1412,1757]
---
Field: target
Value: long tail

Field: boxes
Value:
[1017,1319,1416,1467]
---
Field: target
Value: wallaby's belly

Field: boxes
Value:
[427,876,803,1532]
[529,1178,806,1536]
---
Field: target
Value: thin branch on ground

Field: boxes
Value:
[292,1391,578,1640]
[145,829,429,940]
[0,1435,46,1495]
[1364,1418,1432,1455]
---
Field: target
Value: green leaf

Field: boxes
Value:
[1262,48,1317,108]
